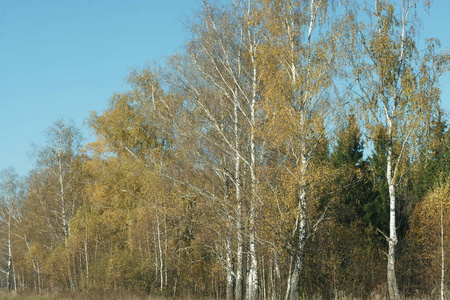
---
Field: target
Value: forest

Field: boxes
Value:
[1,0,450,299]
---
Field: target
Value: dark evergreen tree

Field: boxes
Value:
[301,115,385,297]
[411,111,450,204]
[365,126,390,233]
[330,114,375,224]
[331,115,364,167]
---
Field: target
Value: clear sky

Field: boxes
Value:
[1,0,450,176]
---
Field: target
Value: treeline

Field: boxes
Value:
[2,0,450,299]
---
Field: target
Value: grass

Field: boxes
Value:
[0,291,443,300]
[0,291,220,300]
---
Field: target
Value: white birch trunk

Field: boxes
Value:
[248,213,259,300]
[153,230,159,282]
[56,135,70,247]
[164,215,168,290]
[262,257,266,300]
[284,256,293,300]
[247,41,259,300]
[286,0,314,295]
[235,185,243,300]
[273,251,281,300]
[60,179,69,244]
[287,175,308,300]
[156,215,164,293]
[226,237,235,300]
[7,217,12,291]
[386,117,399,300]
[234,91,244,300]
[223,175,235,300]
[12,264,16,291]
[84,227,89,284]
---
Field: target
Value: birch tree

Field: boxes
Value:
[27,120,85,290]
[408,177,450,297]
[170,2,264,299]
[33,120,83,246]
[349,1,450,298]
[88,65,182,294]
[256,0,351,298]
[0,168,24,291]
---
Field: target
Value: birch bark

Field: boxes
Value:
[235,92,244,300]
[386,115,399,299]
[247,36,259,300]
[286,1,316,298]
[7,217,12,291]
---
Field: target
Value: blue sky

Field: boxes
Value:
[1,0,450,176]
[0,0,205,175]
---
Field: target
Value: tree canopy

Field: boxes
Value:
[1,0,450,299]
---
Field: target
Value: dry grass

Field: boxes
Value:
[0,291,219,300]
[0,291,443,300]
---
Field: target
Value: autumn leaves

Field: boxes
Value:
[0,0,449,299]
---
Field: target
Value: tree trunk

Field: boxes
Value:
[7,219,13,291]
[164,215,168,290]
[386,125,399,300]
[284,256,293,300]
[58,154,69,247]
[84,229,89,286]
[226,238,235,300]
[225,176,234,300]
[235,215,244,299]
[248,221,258,300]
[234,91,244,300]
[285,0,315,295]
[287,185,307,300]
[273,251,281,300]
[247,42,259,300]
[157,215,164,293]
[262,257,266,300]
